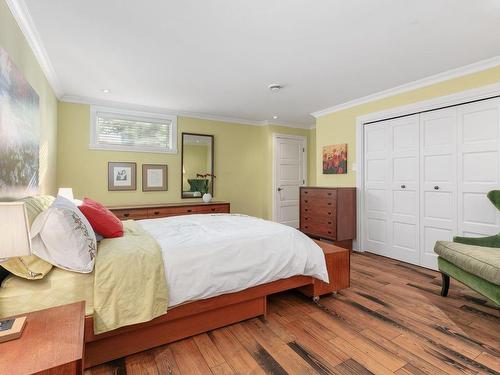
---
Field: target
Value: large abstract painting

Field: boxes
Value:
[0,47,40,197]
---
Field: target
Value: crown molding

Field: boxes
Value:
[60,94,313,129]
[262,119,314,129]
[6,0,64,97]
[311,55,500,118]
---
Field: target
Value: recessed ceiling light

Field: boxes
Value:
[101,89,110,93]
[268,83,283,92]
[273,115,279,119]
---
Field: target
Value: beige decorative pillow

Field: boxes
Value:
[1,195,55,280]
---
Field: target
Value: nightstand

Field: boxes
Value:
[0,301,85,375]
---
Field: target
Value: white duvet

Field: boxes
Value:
[138,214,329,307]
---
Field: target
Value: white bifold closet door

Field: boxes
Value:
[363,97,500,270]
[364,115,420,265]
[419,107,458,269]
[457,99,500,238]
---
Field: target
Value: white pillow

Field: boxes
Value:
[30,196,97,273]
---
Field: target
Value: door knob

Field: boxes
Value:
[434,186,439,190]
[401,184,406,189]
[277,187,283,192]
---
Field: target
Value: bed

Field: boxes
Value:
[1,206,347,369]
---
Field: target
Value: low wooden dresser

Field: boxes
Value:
[0,302,85,375]
[300,187,356,249]
[109,201,230,220]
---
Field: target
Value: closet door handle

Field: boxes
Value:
[434,186,440,190]
[400,184,406,189]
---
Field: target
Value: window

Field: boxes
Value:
[90,106,177,153]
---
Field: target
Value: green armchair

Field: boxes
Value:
[452,190,500,248]
[434,190,500,305]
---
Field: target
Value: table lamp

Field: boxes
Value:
[0,202,30,342]
[57,187,74,200]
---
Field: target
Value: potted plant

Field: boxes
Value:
[196,173,216,202]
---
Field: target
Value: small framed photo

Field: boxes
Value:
[108,162,137,191]
[142,164,168,192]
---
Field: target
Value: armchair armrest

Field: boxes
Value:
[453,234,500,248]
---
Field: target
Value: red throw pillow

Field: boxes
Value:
[78,198,124,238]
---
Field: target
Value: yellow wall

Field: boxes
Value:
[308,128,316,186]
[315,66,500,187]
[0,0,58,194]
[57,102,312,219]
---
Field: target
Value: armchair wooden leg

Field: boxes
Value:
[441,273,450,297]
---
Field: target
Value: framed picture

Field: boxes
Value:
[142,164,168,191]
[323,144,347,174]
[108,162,137,191]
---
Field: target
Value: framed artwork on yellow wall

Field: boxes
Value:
[108,162,137,191]
[142,164,168,192]
[322,144,347,174]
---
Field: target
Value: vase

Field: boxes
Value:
[202,193,212,203]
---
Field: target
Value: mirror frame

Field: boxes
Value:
[181,132,215,199]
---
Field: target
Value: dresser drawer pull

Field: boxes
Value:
[304,191,308,194]
[328,192,332,196]
[328,221,332,224]
[327,202,332,206]
[328,212,332,215]
[305,217,308,221]
[154,211,160,215]
[187,209,192,213]
[124,213,130,217]
[304,200,308,203]
[304,209,308,212]
[305,225,308,229]
[328,231,332,234]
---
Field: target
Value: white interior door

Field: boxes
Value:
[364,122,391,256]
[273,135,306,228]
[457,98,500,238]
[389,115,420,265]
[420,107,458,270]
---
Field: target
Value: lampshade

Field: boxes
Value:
[0,202,31,259]
[57,187,74,200]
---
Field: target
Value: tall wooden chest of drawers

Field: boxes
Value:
[300,187,356,249]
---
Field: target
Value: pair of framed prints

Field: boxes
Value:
[108,162,167,192]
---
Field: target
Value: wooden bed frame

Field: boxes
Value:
[83,240,350,368]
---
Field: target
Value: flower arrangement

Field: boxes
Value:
[196,173,216,194]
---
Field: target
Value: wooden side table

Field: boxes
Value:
[299,240,350,298]
[0,302,85,375]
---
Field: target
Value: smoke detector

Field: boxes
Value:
[268,83,283,92]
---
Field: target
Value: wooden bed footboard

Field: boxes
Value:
[84,241,350,369]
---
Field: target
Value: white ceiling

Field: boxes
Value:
[19,0,500,126]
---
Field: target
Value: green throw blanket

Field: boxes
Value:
[93,221,168,334]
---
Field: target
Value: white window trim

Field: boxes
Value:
[89,105,178,154]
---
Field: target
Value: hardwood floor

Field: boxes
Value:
[85,252,500,375]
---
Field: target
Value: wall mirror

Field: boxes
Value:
[181,133,214,198]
